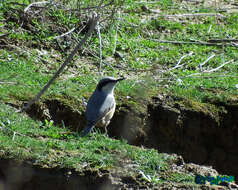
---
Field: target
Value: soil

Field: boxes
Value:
[18,93,238,186]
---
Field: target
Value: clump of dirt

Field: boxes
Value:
[0,159,114,190]
[25,99,85,132]
[109,104,148,145]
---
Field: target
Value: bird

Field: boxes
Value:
[81,76,125,136]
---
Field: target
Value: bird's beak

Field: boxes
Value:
[116,77,125,82]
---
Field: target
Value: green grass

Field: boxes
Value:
[1,0,237,104]
[0,0,237,187]
[0,102,195,185]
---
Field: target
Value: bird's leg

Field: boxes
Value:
[104,125,108,135]
[103,121,110,137]
[90,127,97,135]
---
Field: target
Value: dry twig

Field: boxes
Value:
[83,49,114,69]
[208,39,238,43]
[204,60,233,73]
[0,81,17,85]
[169,51,193,71]
[53,27,76,40]
[198,53,215,72]
[22,13,99,112]
[157,13,225,18]
[152,39,238,47]
[112,11,120,54]
[24,1,50,13]
[189,60,234,76]
[0,121,25,141]
[156,74,237,81]
[207,24,212,34]
[97,23,103,74]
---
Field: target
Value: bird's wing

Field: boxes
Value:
[81,93,115,136]
[96,98,115,123]
[86,94,115,124]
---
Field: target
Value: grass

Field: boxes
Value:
[0,102,196,185]
[1,0,237,105]
[0,0,238,187]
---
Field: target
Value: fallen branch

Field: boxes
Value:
[156,74,237,81]
[96,23,103,73]
[22,13,99,112]
[112,11,120,54]
[169,51,193,71]
[177,51,193,65]
[53,27,76,40]
[153,39,214,45]
[188,60,234,76]
[204,59,233,73]
[231,42,238,47]
[135,1,160,4]
[152,39,238,47]
[0,33,9,38]
[0,121,25,141]
[141,5,160,13]
[0,81,17,85]
[62,0,113,11]
[83,49,114,70]
[24,1,50,13]
[207,24,212,34]
[208,39,238,43]
[157,13,225,18]
[198,53,215,72]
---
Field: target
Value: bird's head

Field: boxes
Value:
[97,76,125,94]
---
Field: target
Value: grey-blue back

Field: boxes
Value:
[86,90,114,125]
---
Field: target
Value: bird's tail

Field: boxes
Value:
[81,122,94,137]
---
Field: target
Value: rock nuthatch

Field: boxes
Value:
[81,76,125,136]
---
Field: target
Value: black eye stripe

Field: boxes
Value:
[97,79,116,91]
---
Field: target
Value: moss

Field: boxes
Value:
[44,94,85,113]
[175,98,225,123]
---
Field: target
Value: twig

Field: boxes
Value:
[135,1,160,4]
[0,81,17,85]
[0,122,25,141]
[207,25,212,34]
[208,39,238,43]
[83,49,114,69]
[152,39,238,47]
[21,13,99,112]
[0,33,9,38]
[231,42,238,47]
[141,5,160,13]
[12,131,16,141]
[61,0,113,11]
[156,74,238,81]
[170,51,193,71]
[177,51,193,65]
[53,27,76,40]
[112,11,120,54]
[96,23,102,74]
[24,1,50,13]
[188,60,234,76]
[157,13,225,18]
[153,39,214,45]
[204,59,233,73]
[6,2,27,6]
[198,53,215,72]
